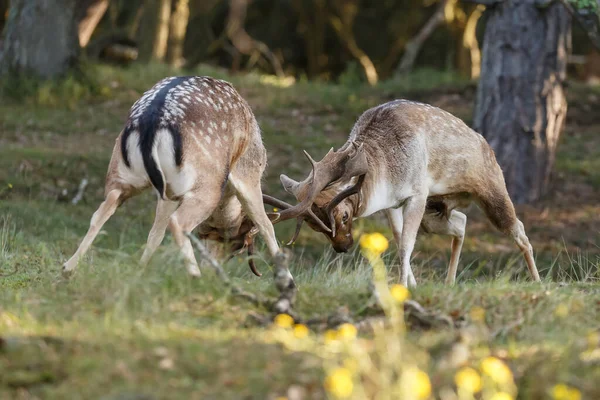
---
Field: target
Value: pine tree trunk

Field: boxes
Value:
[0,0,79,78]
[166,0,190,66]
[137,0,172,62]
[473,0,570,204]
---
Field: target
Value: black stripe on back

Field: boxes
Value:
[121,77,191,198]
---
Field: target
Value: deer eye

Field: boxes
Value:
[342,211,349,223]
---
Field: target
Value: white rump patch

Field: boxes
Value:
[154,129,196,198]
[117,131,149,189]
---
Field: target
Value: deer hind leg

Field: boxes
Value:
[227,173,295,288]
[63,188,126,273]
[228,175,279,257]
[420,210,467,285]
[385,208,416,287]
[168,191,221,277]
[477,184,541,281]
[140,198,180,266]
[397,194,428,287]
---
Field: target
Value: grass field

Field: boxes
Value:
[1,64,599,399]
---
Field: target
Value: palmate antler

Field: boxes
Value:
[236,142,368,277]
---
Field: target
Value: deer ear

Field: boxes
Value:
[280,174,301,196]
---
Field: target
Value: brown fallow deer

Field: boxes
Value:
[269,100,541,287]
[63,76,328,280]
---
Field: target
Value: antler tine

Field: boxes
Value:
[303,150,318,169]
[246,237,261,277]
[287,218,304,245]
[262,194,331,233]
[326,174,366,237]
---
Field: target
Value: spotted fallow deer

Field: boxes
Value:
[270,100,541,287]
[63,76,326,279]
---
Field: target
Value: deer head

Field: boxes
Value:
[274,142,368,252]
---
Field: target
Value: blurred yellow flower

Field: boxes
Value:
[7,183,13,189]
[359,232,389,256]
[455,367,482,393]
[469,306,486,323]
[489,392,514,400]
[390,284,410,303]
[554,304,569,318]
[324,329,338,343]
[552,384,581,400]
[480,357,513,384]
[273,207,279,212]
[293,324,309,338]
[403,367,432,399]
[586,331,599,348]
[337,323,357,340]
[274,314,294,328]
[325,367,354,398]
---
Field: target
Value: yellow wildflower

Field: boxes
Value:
[274,313,294,328]
[489,392,514,400]
[481,357,513,384]
[455,367,482,393]
[324,368,353,398]
[7,183,13,189]
[552,384,582,400]
[469,306,486,323]
[554,304,569,318]
[293,324,309,338]
[324,329,338,344]
[337,323,357,340]
[390,284,410,303]
[359,232,389,256]
[273,207,279,212]
[403,367,432,400]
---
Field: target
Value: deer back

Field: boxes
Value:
[114,76,263,201]
[349,100,502,198]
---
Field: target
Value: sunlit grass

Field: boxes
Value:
[1,63,599,398]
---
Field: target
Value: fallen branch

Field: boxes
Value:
[396,0,448,76]
[186,232,456,331]
[186,232,267,306]
[71,178,88,205]
[186,232,300,317]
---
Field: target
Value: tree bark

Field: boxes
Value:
[473,0,570,204]
[166,0,190,66]
[76,0,110,47]
[138,0,172,62]
[0,0,79,78]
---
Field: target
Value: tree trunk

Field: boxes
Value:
[0,0,9,32]
[0,0,79,78]
[76,0,109,47]
[137,0,172,62]
[166,0,190,66]
[473,0,571,204]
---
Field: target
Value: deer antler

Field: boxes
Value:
[262,194,330,243]
[275,142,368,229]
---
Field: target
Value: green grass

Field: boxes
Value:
[1,64,599,399]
